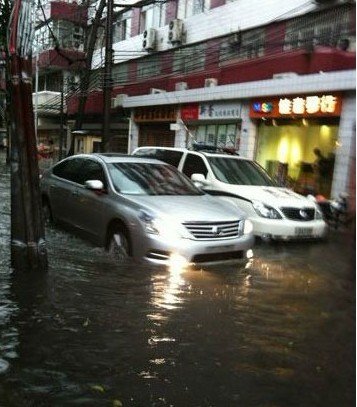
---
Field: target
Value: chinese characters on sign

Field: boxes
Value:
[278,95,338,115]
[249,94,341,118]
[199,103,242,119]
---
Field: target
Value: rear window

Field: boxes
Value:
[134,148,183,168]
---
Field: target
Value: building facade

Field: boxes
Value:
[66,0,355,202]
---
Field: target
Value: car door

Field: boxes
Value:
[73,158,108,241]
[50,157,84,226]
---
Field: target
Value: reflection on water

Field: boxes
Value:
[0,152,355,406]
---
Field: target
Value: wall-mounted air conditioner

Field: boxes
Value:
[143,28,157,51]
[204,78,218,88]
[150,88,166,94]
[229,31,241,46]
[111,94,128,108]
[168,19,184,44]
[175,82,188,91]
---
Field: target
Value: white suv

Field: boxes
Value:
[132,146,327,241]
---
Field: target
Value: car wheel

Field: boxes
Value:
[42,199,53,226]
[108,227,131,261]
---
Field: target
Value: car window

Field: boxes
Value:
[52,158,84,184]
[208,156,277,186]
[79,159,107,187]
[182,153,208,178]
[134,148,183,168]
[107,162,204,196]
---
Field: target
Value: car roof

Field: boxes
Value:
[68,153,166,165]
[133,146,248,160]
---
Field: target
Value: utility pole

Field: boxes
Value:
[101,0,114,152]
[8,0,48,272]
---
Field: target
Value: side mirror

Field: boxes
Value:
[85,180,104,191]
[191,173,208,187]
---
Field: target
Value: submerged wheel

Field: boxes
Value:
[107,226,131,261]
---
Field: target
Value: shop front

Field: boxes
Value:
[135,106,177,147]
[180,102,243,149]
[250,94,342,198]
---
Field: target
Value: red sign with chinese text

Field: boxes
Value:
[181,104,199,120]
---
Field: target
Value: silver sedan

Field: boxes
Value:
[40,154,254,267]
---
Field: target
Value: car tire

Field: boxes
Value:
[42,198,53,226]
[108,226,131,261]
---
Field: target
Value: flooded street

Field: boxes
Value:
[0,153,355,407]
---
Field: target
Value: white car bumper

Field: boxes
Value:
[250,218,328,240]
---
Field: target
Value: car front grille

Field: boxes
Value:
[281,207,315,221]
[183,220,241,239]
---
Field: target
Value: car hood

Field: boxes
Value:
[214,185,316,208]
[126,194,244,222]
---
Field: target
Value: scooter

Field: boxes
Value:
[312,193,350,230]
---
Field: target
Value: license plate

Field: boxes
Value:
[208,244,237,251]
[295,227,313,237]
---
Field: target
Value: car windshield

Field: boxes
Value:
[108,162,204,195]
[208,157,277,186]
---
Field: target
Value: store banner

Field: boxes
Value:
[199,102,242,119]
[181,102,243,121]
[250,94,342,118]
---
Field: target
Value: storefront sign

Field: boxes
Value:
[250,94,342,118]
[199,102,242,119]
[134,106,177,122]
[181,102,242,121]
[181,104,199,120]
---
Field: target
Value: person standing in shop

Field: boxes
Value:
[313,148,331,197]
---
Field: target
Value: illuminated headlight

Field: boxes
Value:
[252,201,282,219]
[139,210,191,239]
[243,219,253,235]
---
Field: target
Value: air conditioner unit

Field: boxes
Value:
[204,78,218,88]
[150,88,166,94]
[168,19,184,44]
[229,31,242,46]
[175,82,188,91]
[142,28,157,51]
[273,72,298,79]
[112,93,128,108]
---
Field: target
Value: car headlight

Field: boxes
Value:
[252,201,282,219]
[315,206,323,220]
[242,219,253,235]
[139,210,191,239]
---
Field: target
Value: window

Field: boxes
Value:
[177,0,210,18]
[134,148,184,168]
[284,7,351,51]
[137,55,161,79]
[193,124,240,148]
[52,158,84,184]
[182,154,208,179]
[140,2,166,32]
[173,44,205,74]
[108,162,203,195]
[112,63,129,85]
[220,29,265,64]
[207,157,276,186]
[113,11,132,42]
[80,159,107,187]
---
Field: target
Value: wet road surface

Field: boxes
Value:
[0,153,355,406]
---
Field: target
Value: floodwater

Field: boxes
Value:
[0,152,355,406]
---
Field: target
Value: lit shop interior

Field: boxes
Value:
[255,118,339,198]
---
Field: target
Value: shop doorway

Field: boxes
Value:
[139,124,175,147]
